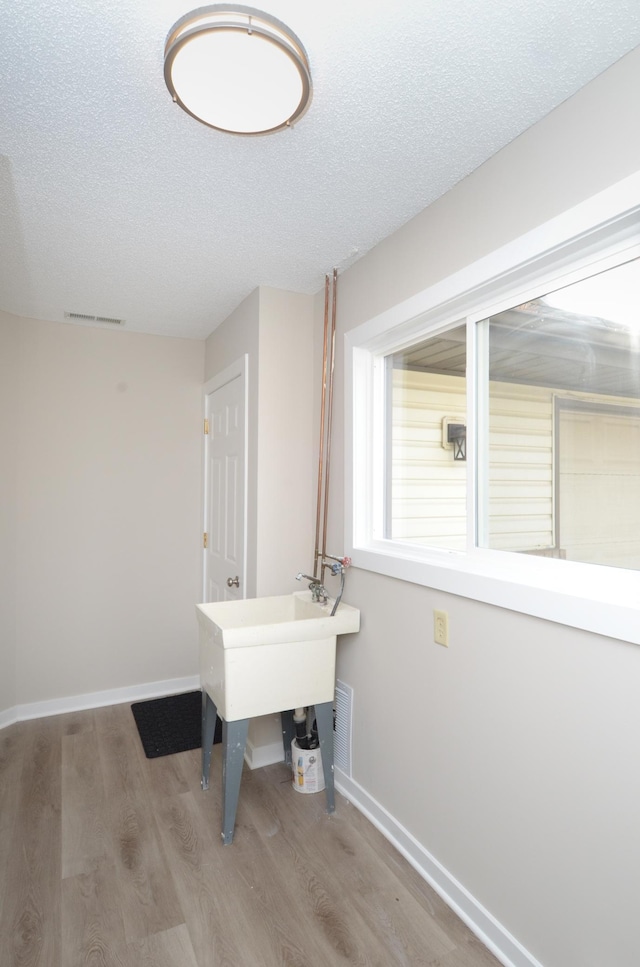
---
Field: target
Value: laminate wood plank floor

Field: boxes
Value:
[0,703,504,967]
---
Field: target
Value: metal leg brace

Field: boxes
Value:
[201,690,217,791]
[221,718,250,845]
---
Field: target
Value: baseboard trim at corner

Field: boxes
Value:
[0,706,18,730]
[244,738,284,771]
[2,675,200,729]
[334,769,544,967]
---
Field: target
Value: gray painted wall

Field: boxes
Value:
[0,314,204,711]
[325,47,640,967]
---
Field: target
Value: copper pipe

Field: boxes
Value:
[314,275,330,579]
[321,268,338,572]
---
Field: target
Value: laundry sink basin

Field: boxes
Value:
[196,591,360,721]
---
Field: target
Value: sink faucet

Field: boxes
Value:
[296,573,329,605]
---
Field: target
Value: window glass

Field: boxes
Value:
[481,257,640,568]
[386,324,467,549]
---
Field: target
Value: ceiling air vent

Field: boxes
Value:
[64,311,125,326]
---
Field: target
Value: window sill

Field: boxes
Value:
[350,541,640,645]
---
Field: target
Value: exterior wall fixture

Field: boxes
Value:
[446,420,467,461]
[164,5,312,135]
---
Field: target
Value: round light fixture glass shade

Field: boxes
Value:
[164,5,312,135]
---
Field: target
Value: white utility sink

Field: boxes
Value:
[196,591,360,721]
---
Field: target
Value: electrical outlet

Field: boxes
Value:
[434,609,449,647]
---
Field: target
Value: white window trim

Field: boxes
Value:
[345,171,640,645]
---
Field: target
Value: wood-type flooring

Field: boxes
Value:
[0,703,504,967]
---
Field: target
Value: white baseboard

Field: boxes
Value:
[0,675,200,729]
[334,769,544,967]
[244,738,284,770]
[0,706,17,730]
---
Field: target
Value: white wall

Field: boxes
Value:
[1,313,204,714]
[326,47,640,967]
[0,314,19,713]
[256,287,315,595]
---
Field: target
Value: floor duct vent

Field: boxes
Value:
[333,679,353,776]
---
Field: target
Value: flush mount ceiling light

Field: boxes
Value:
[164,5,312,135]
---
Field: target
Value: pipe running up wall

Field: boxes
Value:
[314,269,338,581]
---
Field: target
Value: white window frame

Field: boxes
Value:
[345,172,640,645]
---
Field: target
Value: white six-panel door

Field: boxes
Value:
[203,359,247,602]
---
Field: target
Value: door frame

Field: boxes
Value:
[202,355,249,601]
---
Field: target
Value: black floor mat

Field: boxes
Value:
[131,690,222,759]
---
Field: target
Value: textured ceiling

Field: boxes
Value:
[2,0,640,339]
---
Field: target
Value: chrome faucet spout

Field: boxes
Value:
[295,572,329,604]
[296,554,351,613]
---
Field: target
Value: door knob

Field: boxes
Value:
[227,576,240,588]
